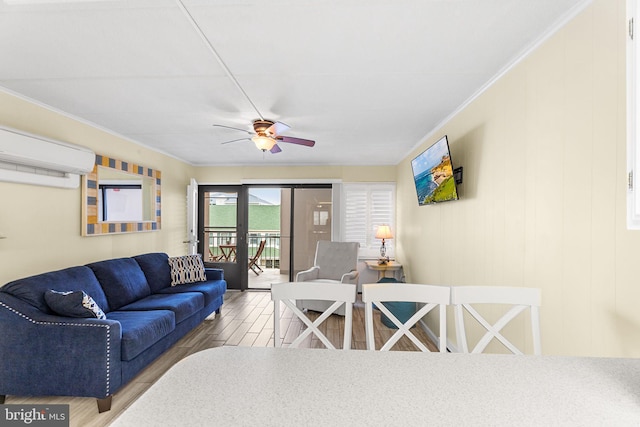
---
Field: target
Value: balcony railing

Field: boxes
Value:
[205,228,280,268]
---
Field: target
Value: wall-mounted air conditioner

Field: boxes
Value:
[0,125,95,189]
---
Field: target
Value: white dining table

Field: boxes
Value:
[111,346,640,426]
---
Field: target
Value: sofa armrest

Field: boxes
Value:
[340,270,359,284]
[0,294,122,399]
[205,268,224,281]
[295,266,320,282]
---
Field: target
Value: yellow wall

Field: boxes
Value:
[397,0,634,357]
[194,165,395,183]
[0,90,194,284]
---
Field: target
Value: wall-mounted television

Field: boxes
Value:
[411,135,459,205]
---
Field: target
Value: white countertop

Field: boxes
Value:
[111,346,640,426]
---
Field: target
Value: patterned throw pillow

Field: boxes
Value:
[44,290,107,320]
[168,254,207,286]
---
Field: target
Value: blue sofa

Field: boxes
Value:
[0,252,226,412]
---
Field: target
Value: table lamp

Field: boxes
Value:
[375,225,393,264]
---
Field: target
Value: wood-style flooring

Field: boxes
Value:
[4,290,436,427]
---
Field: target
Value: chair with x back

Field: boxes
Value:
[362,282,450,352]
[451,286,541,355]
[271,282,356,350]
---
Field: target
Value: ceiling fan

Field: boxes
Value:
[175,2,315,155]
[215,119,316,154]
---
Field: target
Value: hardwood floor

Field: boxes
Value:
[5,290,436,427]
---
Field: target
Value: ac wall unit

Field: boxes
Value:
[0,125,95,188]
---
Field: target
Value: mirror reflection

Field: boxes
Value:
[97,167,155,222]
[82,154,161,236]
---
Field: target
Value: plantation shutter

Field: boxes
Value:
[341,183,395,258]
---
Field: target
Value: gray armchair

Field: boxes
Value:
[295,241,359,316]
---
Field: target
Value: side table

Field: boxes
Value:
[365,260,403,281]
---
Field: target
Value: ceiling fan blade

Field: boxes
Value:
[266,121,290,136]
[213,124,252,135]
[276,136,315,147]
[270,144,282,154]
[221,137,251,145]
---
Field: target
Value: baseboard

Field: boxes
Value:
[418,319,457,353]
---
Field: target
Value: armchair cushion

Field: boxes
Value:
[295,266,320,282]
[309,241,360,283]
[340,270,360,283]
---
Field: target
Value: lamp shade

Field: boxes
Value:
[375,225,393,240]
[252,135,276,151]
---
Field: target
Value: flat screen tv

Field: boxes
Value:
[411,135,459,205]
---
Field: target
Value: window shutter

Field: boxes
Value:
[341,183,395,258]
[344,187,368,246]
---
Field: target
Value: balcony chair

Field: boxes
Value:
[295,241,359,316]
[208,247,221,262]
[248,239,266,275]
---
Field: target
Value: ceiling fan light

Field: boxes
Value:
[252,135,276,151]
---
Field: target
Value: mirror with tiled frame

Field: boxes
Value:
[81,154,161,236]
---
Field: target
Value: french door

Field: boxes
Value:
[196,184,332,290]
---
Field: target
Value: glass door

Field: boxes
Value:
[291,187,333,279]
[245,185,332,289]
[247,187,289,289]
[197,184,332,290]
[198,186,247,290]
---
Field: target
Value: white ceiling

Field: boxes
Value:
[0,0,588,166]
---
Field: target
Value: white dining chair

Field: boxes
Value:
[271,282,356,350]
[362,283,450,352]
[451,286,541,355]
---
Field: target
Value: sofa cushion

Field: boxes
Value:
[156,280,226,307]
[118,292,204,324]
[87,258,151,311]
[107,310,175,361]
[0,266,110,314]
[168,255,206,286]
[133,252,172,293]
[44,290,107,320]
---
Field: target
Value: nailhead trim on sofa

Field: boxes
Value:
[0,301,112,395]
